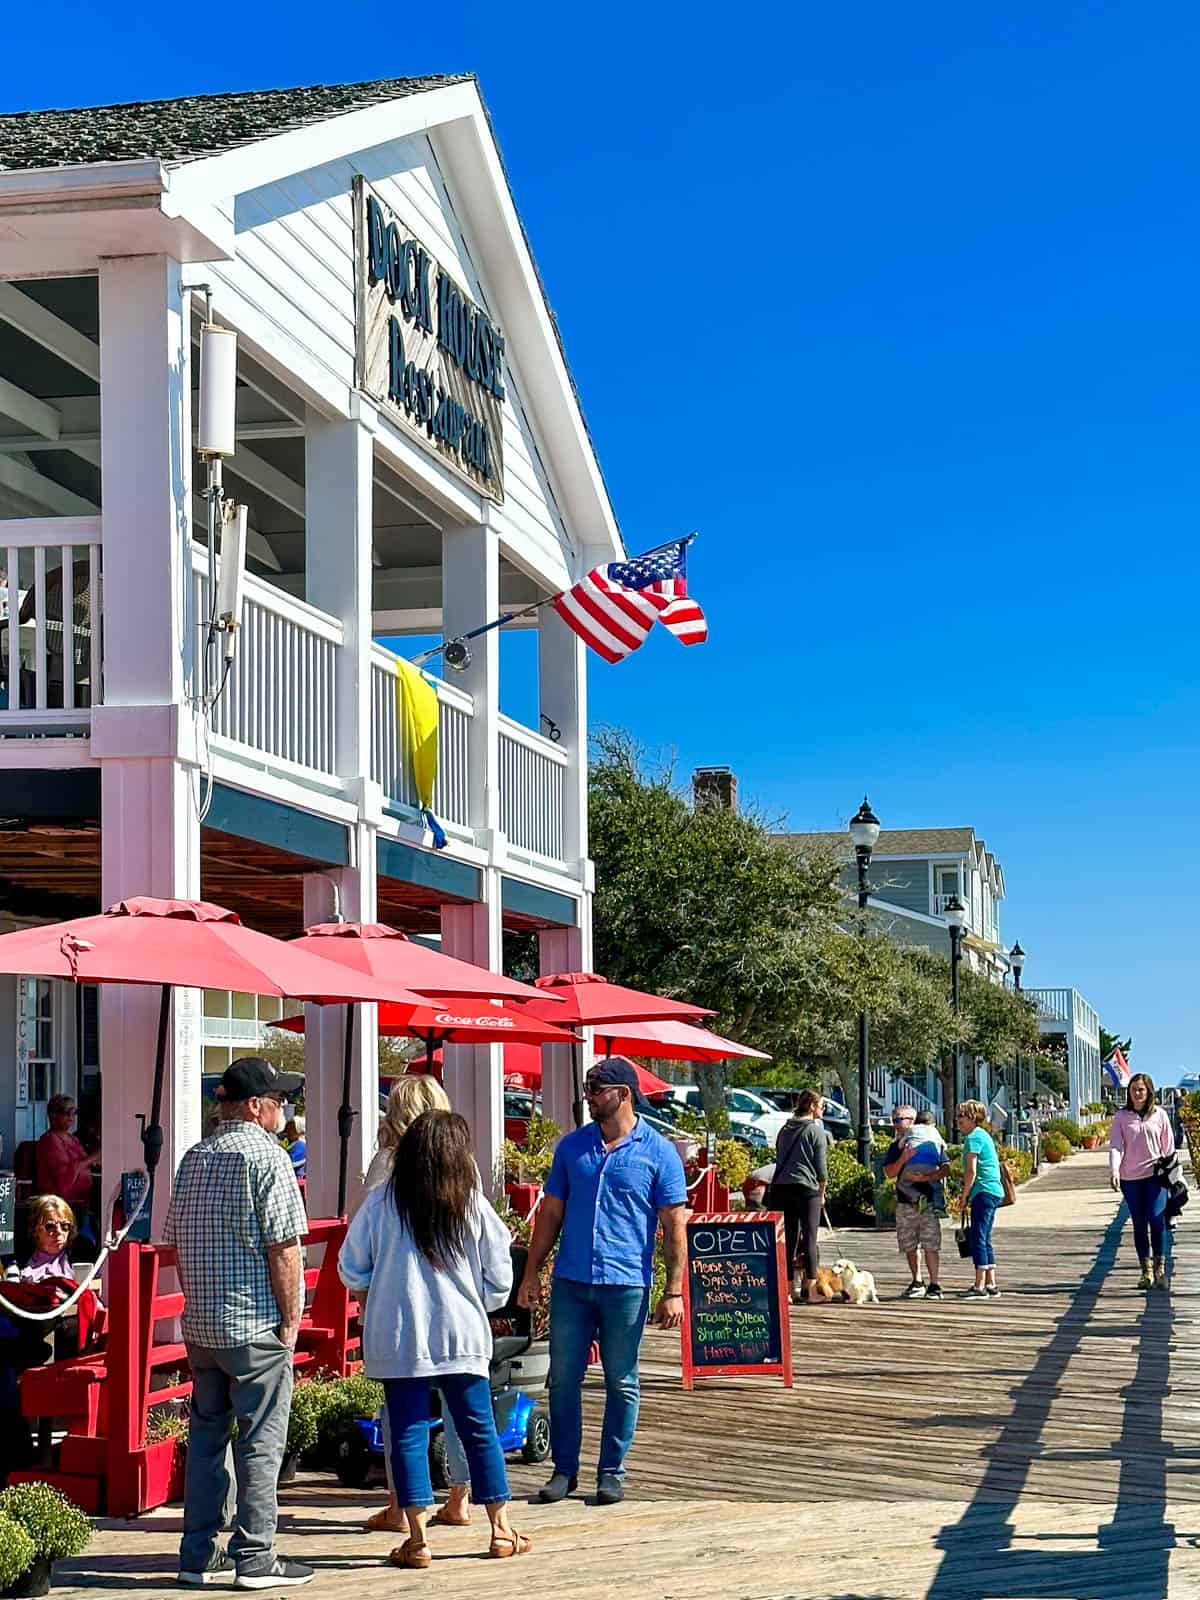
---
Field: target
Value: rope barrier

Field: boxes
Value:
[0,1175,152,1324]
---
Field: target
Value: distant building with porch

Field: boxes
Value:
[0,76,618,1221]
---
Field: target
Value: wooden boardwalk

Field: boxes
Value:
[54,1152,1200,1598]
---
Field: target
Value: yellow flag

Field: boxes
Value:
[395,658,439,815]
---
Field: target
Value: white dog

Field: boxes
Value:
[833,1257,879,1305]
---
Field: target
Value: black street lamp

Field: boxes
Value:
[1009,941,1025,991]
[849,796,881,1168]
[945,893,968,1106]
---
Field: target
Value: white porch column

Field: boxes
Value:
[442,524,499,838]
[95,255,201,1232]
[441,877,503,1195]
[301,833,378,1220]
[302,406,380,1216]
[538,919,592,1134]
[538,607,588,870]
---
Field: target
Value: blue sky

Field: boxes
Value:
[5,2,1196,1080]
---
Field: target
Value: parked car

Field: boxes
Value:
[659,1084,790,1144]
[644,1092,771,1153]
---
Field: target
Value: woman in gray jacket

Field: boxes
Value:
[769,1090,829,1304]
[339,1110,531,1567]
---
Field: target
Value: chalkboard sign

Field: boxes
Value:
[0,1171,14,1256]
[681,1211,792,1390]
[120,1171,152,1244]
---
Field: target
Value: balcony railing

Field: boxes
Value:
[370,646,473,830]
[191,547,342,779]
[499,715,568,863]
[0,517,101,729]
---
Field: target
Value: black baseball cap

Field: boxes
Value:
[585,1059,643,1097]
[217,1057,304,1103]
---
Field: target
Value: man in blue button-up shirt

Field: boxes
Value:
[518,1058,687,1505]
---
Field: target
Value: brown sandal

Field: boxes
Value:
[430,1506,471,1527]
[364,1507,408,1532]
[488,1530,532,1559]
[389,1538,432,1569]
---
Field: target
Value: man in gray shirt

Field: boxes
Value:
[769,1090,830,1304]
[163,1058,311,1591]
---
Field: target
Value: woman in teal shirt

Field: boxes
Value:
[956,1100,1006,1300]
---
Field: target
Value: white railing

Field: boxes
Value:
[885,1076,941,1118]
[370,645,473,829]
[499,714,568,862]
[1025,986,1073,1027]
[192,548,342,778]
[0,517,101,727]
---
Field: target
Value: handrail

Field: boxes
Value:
[369,642,474,716]
[498,711,568,764]
[190,545,345,646]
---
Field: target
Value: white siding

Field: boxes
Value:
[216,135,573,586]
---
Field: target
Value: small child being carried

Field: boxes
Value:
[900,1110,948,1214]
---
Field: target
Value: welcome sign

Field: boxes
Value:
[353,176,505,502]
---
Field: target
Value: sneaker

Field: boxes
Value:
[537,1472,578,1504]
[987,1286,1002,1299]
[595,1472,624,1505]
[924,1283,944,1300]
[964,1286,989,1300]
[179,1553,237,1588]
[235,1560,313,1591]
[901,1281,926,1299]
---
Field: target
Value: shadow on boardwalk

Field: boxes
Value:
[926,1202,1177,1600]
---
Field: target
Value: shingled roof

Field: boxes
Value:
[0,76,473,172]
[781,827,979,857]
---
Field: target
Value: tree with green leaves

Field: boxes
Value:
[1099,1026,1132,1062]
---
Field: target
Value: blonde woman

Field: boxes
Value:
[361,1075,474,1534]
[955,1101,1006,1300]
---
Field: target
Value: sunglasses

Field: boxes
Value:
[40,1220,71,1233]
[584,1078,619,1095]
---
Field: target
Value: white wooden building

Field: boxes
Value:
[0,76,620,1221]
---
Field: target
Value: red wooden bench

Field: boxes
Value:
[8,1217,353,1515]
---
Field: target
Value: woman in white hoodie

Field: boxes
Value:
[339,1110,530,1567]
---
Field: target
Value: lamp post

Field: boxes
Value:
[1009,938,1027,1110]
[945,893,967,1107]
[849,797,881,1168]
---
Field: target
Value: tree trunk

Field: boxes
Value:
[939,1055,956,1138]
[834,1046,860,1131]
[695,1061,727,1123]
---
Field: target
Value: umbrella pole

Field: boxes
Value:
[336,1005,356,1217]
[571,1041,584,1129]
[141,983,170,1197]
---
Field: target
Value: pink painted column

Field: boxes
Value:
[440,886,503,1195]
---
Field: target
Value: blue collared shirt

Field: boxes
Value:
[545,1117,688,1287]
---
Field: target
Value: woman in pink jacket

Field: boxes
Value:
[1109,1073,1175,1290]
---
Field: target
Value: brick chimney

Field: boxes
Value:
[693,767,737,813]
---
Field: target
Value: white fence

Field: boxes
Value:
[499,714,568,861]
[192,548,342,777]
[370,646,473,830]
[0,517,101,726]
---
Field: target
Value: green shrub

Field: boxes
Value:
[500,1115,561,1186]
[313,1372,385,1464]
[286,1379,325,1459]
[1042,1117,1083,1148]
[874,1176,897,1221]
[1083,1101,1106,1114]
[0,1513,35,1590]
[1041,1131,1072,1161]
[714,1138,751,1194]
[825,1144,874,1223]
[0,1482,92,1563]
[145,1403,190,1445]
[999,1146,1033,1185]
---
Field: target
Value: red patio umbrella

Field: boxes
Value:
[0,898,424,1202]
[285,925,569,1206]
[502,1049,672,1096]
[591,1018,772,1066]
[272,998,581,1050]
[524,972,714,1126]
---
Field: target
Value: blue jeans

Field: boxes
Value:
[383,1372,509,1508]
[969,1191,1002,1268]
[1120,1176,1169,1263]
[548,1277,650,1481]
[380,1394,469,1490]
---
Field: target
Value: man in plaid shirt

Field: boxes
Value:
[163,1058,311,1591]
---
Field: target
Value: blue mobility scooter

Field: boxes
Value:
[336,1247,551,1489]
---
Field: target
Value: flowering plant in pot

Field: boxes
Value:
[0,1483,92,1597]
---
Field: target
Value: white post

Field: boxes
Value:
[95,256,201,1232]
[538,606,587,871]
[302,834,379,1220]
[441,877,503,1195]
[538,922,592,1134]
[442,523,499,839]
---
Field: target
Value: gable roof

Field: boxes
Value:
[0,76,472,172]
[782,827,978,857]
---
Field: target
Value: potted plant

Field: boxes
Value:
[0,1483,92,1597]
[1041,1131,1071,1165]
[501,1115,560,1216]
[1081,1130,1100,1150]
[146,1402,190,1502]
[280,1379,321,1485]
[0,1519,35,1600]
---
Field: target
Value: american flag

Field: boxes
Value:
[552,540,708,663]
